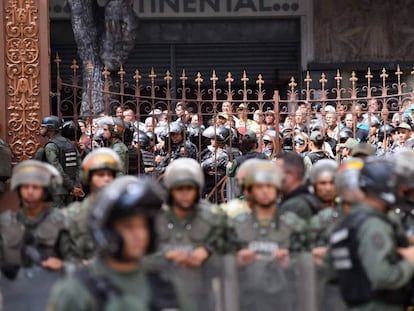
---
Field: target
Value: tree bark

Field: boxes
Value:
[68,0,138,116]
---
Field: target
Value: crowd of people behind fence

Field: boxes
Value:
[59,98,414,203]
[1,97,414,311]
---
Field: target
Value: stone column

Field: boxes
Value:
[0,0,50,161]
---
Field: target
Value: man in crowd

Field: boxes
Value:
[277,152,320,220]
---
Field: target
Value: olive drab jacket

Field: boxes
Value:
[0,207,77,271]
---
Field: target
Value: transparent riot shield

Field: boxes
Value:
[0,266,62,311]
[316,265,347,311]
[217,252,319,311]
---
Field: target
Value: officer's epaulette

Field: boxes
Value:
[280,211,306,232]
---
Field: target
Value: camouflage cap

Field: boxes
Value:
[343,138,359,150]
[397,122,412,131]
[310,130,324,142]
[350,143,376,157]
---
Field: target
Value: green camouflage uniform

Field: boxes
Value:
[0,207,77,269]
[308,205,344,248]
[47,257,150,311]
[228,209,306,311]
[279,185,320,220]
[42,133,81,208]
[327,204,414,311]
[110,138,128,175]
[154,200,225,311]
[63,197,95,260]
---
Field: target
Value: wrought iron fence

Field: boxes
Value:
[53,53,414,202]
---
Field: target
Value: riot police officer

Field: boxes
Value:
[227,159,306,311]
[96,116,129,174]
[37,115,83,208]
[63,148,123,260]
[221,159,261,218]
[200,126,230,201]
[47,176,164,311]
[393,150,414,244]
[155,122,198,176]
[156,158,224,311]
[133,131,155,174]
[329,157,414,311]
[0,160,77,278]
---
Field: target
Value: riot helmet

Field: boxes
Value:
[339,127,353,144]
[40,115,62,132]
[335,158,364,204]
[81,147,123,184]
[236,158,263,191]
[11,160,62,201]
[243,159,283,190]
[89,176,163,260]
[393,150,414,204]
[359,157,396,205]
[163,158,205,200]
[61,120,82,141]
[133,131,150,149]
[309,159,338,185]
[202,126,230,145]
[378,123,395,142]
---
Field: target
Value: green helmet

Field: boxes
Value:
[81,148,123,183]
[244,159,283,189]
[163,158,205,193]
[309,159,338,185]
[11,160,62,201]
[335,158,364,203]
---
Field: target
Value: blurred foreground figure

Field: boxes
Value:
[328,157,414,311]
[48,176,164,311]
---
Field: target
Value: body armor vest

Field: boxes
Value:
[330,209,409,307]
[47,137,78,180]
[156,201,218,253]
[0,209,66,266]
[233,211,296,255]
